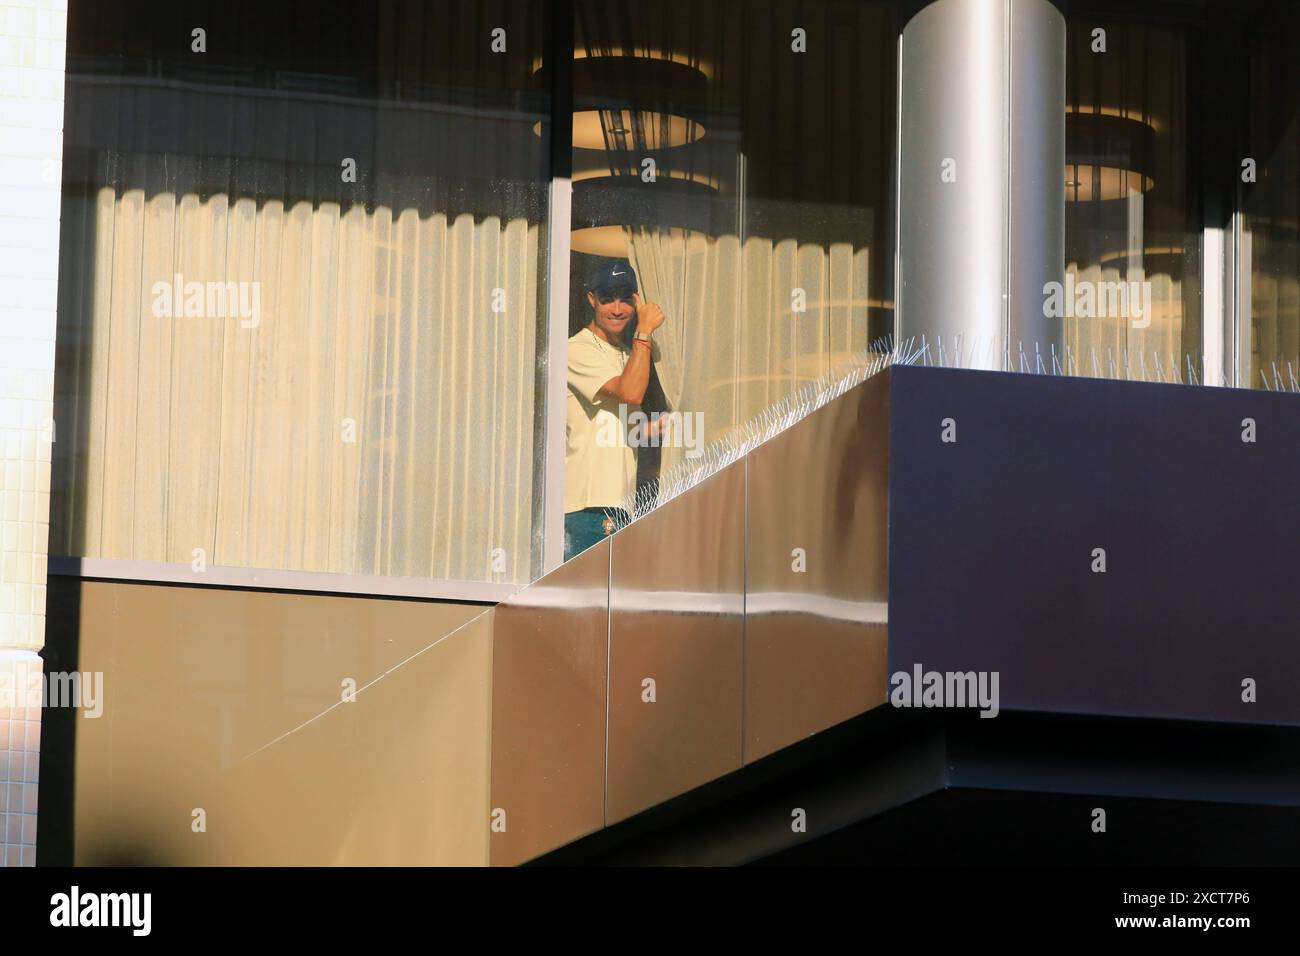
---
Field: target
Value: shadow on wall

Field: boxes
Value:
[36,575,78,865]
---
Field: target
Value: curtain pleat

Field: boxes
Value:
[54,60,544,583]
[628,224,873,476]
[56,183,540,582]
[596,0,892,479]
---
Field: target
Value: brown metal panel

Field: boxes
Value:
[744,370,891,763]
[344,611,493,866]
[58,580,488,864]
[490,538,610,866]
[219,608,494,865]
[220,615,495,867]
[606,462,745,824]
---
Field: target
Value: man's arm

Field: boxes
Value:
[598,341,652,405]
[597,294,665,406]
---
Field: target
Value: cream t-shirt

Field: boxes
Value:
[566,327,639,513]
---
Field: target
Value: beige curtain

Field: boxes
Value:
[627,213,872,475]
[1065,260,1185,378]
[52,0,549,585]
[1251,268,1300,388]
[54,184,540,583]
[52,49,546,586]
[582,0,896,477]
[49,1,548,582]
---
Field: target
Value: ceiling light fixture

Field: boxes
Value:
[1065,113,1156,202]
[570,174,718,258]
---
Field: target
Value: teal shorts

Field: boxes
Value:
[564,507,629,562]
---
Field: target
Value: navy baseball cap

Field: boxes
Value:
[589,258,639,297]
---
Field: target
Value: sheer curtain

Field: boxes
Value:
[1064,16,1200,378]
[52,0,548,584]
[626,224,872,475]
[577,0,896,477]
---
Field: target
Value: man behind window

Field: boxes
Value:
[564,259,666,561]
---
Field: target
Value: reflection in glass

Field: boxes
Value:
[1064,13,1202,380]
[1242,2,1300,390]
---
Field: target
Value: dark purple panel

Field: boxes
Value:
[887,365,1300,725]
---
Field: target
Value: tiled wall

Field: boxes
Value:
[0,0,68,866]
[0,652,41,866]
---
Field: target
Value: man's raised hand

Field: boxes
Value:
[633,293,666,334]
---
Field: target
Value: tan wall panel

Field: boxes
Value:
[208,691,361,866]
[490,539,609,866]
[64,579,487,865]
[351,609,492,866]
[744,617,888,763]
[744,371,891,763]
[607,462,745,824]
[223,611,494,866]
[65,584,120,864]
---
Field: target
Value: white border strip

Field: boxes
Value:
[542,176,573,573]
[504,583,886,625]
[1203,224,1225,387]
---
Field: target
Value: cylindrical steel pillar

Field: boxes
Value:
[897,0,1065,368]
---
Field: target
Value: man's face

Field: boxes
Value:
[587,288,636,340]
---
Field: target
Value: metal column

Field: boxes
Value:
[897,0,1065,367]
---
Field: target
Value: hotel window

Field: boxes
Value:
[563,0,897,501]
[1240,0,1300,390]
[51,0,551,585]
[1063,7,1204,382]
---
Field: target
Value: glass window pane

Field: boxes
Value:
[562,0,896,553]
[52,0,550,584]
[1243,1,1300,390]
[1064,9,1203,382]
